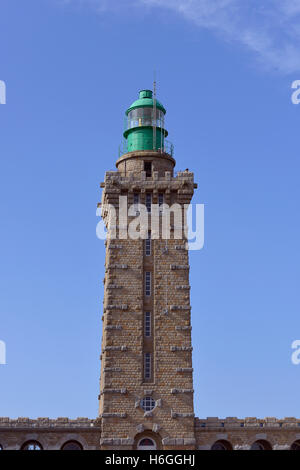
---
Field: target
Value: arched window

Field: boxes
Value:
[291,440,300,450]
[250,440,272,450]
[61,440,83,450]
[138,438,156,450]
[211,440,233,450]
[21,441,43,450]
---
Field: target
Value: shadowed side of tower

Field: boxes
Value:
[98,90,197,450]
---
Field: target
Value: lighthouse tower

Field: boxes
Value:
[99,89,197,450]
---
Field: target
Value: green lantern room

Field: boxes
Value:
[120,89,173,156]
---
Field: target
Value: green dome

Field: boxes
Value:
[126,89,166,115]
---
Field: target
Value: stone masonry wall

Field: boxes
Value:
[195,417,300,450]
[1,417,300,450]
[98,150,197,449]
[0,418,100,450]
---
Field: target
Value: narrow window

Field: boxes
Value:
[145,231,151,256]
[144,311,151,337]
[133,193,139,214]
[146,193,152,213]
[145,272,151,296]
[144,353,151,380]
[144,161,152,177]
[158,193,164,213]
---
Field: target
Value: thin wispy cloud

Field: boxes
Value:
[60,0,300,74]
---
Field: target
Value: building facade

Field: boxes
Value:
[0,90,300,450]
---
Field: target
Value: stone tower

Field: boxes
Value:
[98,90,197,450]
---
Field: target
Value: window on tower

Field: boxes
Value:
[140,396,155,412]
[133,193,140,215]
[144,161,152,177]
[137,438,156,450]
[145,231,151,256]
[145,272,151,296]
[158,193,164,212]
[144,311,151,337]
[144,353,151,380]
[146,193,152,213]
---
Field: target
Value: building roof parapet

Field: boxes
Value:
[0,417,98,428]
[195,417,300,429]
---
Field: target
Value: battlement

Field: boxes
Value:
[0,417,99,429]
[101,170,196,189]
[195,417,300,429]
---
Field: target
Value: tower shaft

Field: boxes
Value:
[99,148,196,450]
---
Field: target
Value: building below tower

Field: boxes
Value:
[1,417,300,450]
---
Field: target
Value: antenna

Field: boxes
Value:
[161,97,163,153]
[153,71,157,151]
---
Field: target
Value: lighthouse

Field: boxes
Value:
[99,88,196,450]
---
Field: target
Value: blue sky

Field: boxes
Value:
[1,0,300,420]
